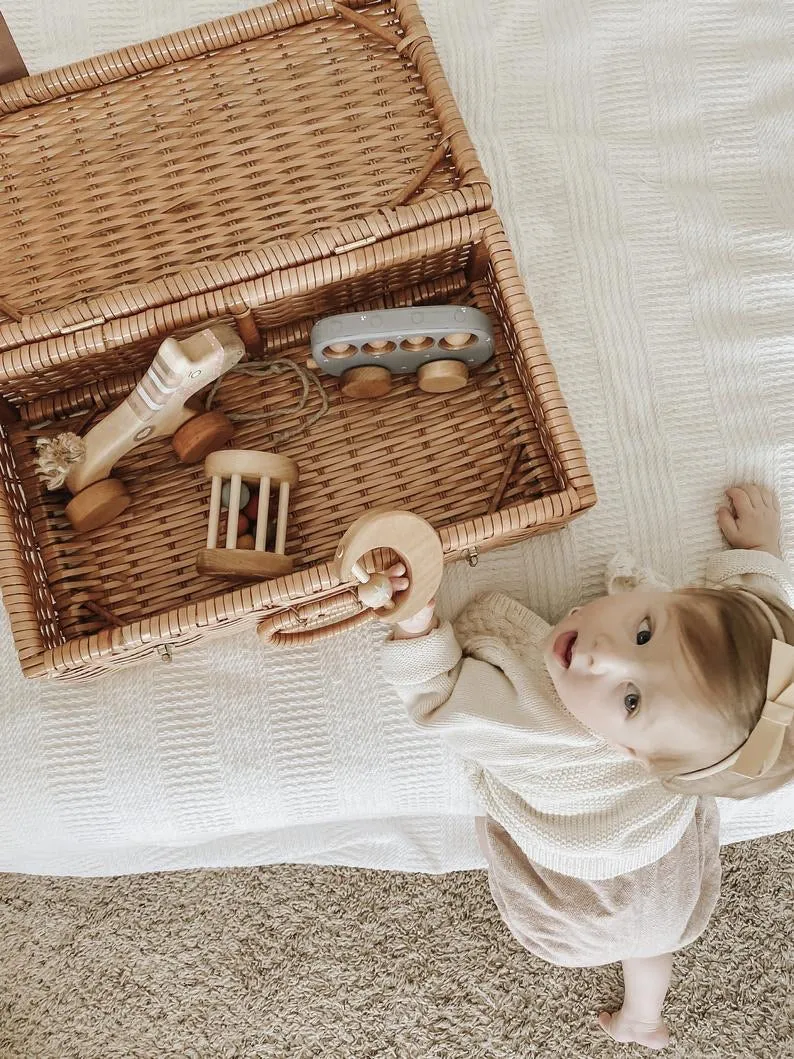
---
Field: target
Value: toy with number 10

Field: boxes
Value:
[308,306,494,398]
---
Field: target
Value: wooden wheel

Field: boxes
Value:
[340,366,392,399]
[417,360,469,393]
[172,411,234,463]
[65,478,131,533]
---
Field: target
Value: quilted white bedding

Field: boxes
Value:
[0,0,791,876]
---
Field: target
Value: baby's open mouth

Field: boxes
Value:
[553,630,577,668]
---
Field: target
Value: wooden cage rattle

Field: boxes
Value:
[197,449,299,580]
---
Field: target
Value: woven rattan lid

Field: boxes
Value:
[0,0,491,357]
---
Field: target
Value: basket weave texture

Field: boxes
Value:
[0,2,594,679]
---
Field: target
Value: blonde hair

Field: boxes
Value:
[646,586,794,799]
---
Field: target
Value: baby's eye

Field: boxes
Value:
[624,690,641,715]
[636,617,652,646]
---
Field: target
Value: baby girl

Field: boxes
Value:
[380,484,793,1049]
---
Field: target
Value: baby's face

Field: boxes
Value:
[543,588,722,766]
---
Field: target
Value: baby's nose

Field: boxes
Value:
[587,636,629,675]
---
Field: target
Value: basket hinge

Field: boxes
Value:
[464,546,479,567]
[58,315,107,335]
[157,643,174,663]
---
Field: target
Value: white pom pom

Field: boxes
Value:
[605,552,671,594]
[34,432,86,490]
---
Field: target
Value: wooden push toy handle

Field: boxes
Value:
[257,508,444,647]
[66,325,245,494]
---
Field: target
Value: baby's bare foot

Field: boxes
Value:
[598,1010,670,1050]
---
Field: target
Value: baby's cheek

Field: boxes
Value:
[565,692,615,740]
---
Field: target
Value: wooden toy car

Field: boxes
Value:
[36,325,245,532]
[308,305,494,397]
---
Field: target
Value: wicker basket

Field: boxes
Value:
[0,2,595,679]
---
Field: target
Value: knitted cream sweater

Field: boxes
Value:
[381,549,793,880]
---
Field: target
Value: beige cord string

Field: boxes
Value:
[203,359,330,445]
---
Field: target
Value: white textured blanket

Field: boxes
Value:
[1,0,792,876]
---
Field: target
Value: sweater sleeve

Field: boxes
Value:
[380,620,520,741]
[704,548,794,605]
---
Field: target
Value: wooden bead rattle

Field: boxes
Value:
[35,325,245,533]
[334,508,444,624]
[197,449,299,580]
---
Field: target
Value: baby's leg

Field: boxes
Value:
[598,953,672,1050]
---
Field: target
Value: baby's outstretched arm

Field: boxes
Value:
[380,566,519,731]
[718,484,781,558]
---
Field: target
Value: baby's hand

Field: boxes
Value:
[385,563,438,639]
[717,484,781,558]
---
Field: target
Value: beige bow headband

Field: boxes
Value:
[679,589,794,782]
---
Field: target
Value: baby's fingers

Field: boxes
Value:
[385,563,409,592]
[725,486,756,517]
[717,505,741,546]
[726,483,778,513]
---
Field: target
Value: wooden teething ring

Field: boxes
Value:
[333,508,443,624]
[256,508,443,646]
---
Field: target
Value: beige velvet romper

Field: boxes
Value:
[476,797,721,967]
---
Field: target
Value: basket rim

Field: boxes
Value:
[0,0,492,351]
[0,192,489,359]
[0,210,486,387]
[19,484,594,678]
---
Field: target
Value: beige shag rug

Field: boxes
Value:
[0,832,791,1059]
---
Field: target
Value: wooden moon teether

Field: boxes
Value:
[333,508,444,624]
[197,449,299,580]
